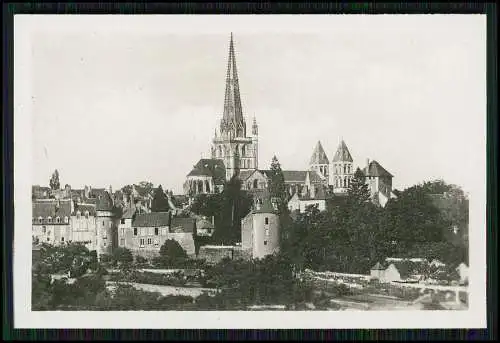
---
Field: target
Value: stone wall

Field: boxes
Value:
[197,245,236,265]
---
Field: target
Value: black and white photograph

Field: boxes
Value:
[14,14,487,328]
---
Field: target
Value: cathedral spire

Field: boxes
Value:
[220,33,246,138]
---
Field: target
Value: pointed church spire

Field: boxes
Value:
[332,139,353,162]
[309,140,329,165]
[220,33,246,138]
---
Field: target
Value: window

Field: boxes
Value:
[42,226,46,234]
[120,238,125,246]
[47,237,50,242]
[155,228,159,236]
[154,239,159,247]
[38,217,43,224]
[121,228,125,236]
[134,228,138,236]
[265,217,269,225]
[56,217,61,224]
[147,238,152,245]
[265,228,269,236]
[47,217,52,224]
[61,237,64,242]
[253,179,258,189]
[264,240,268,246]
[121,219,125,224]
[102,221,105,226]
[64,216,69,224]
[103,242,106,247]
[140,238,145,247]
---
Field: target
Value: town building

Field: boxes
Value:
[32,199,73,246]
[287,185,327,213]
[119,211,196,260]
[362,159,395,207]
[241,196,280,260]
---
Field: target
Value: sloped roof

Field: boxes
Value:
[187,159,226,185]
[32,200,72,222]
[132,212,171,227]
[95,191,114,211]
[371,262,385,270]
[238,169,257,181]
[362,160,393,177]
[170,217,196,233]
[121,205,136,219]
[387,260,429,280]
[301,185,328,201]
[282,170,307,183]
[253,197,277,214]
[73,203,96,216]
[309,141,329,165]
[332,140,353,162]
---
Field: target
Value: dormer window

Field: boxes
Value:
[47,217,52,224]
[55,217,61,224]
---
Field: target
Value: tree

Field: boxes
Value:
[112,247,133,267]
[268,156,286,204]
[347,168,370,205]
[157,239,188,268]
[151,185,170,212]
[49,169,60,190]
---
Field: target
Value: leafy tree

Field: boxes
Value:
[347,168,370,205]
[49,169,60,190]
[268,156,286,204]
[157,239,188,268]
[151,185,170,212]
[112,247,133,268]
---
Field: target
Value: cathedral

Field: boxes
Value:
[184,33,395,208]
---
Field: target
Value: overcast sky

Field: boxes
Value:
[24,15,486,194]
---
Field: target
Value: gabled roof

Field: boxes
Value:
[309,141,329,165]
[362,160,393,177]
[32,199,72,222]
[187,159,226,185]
[170,217,196,233]
[132,212,171,227]
[282,171,307,183]
[332,140,353,162]
[238,169,258,181]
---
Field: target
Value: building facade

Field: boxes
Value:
[330,140,354,194]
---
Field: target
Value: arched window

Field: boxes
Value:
[241,145,245,157]
[38,217,43,224]
[56,217,60,224]
[85,211,89,219]
[197,180,203,193]
[47,216,52,224]
[205,180,211,193]
[64,216,69,224]
[253,179,258,189]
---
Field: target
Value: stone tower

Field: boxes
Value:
[309,140,329,180]
[330,139,354,194]
[211,33,258,180]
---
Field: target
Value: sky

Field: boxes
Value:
[25,15,486,194]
